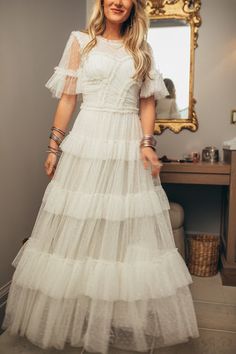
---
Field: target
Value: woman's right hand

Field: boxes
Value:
[44,153,58,178]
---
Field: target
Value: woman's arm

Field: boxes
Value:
[44,93,77,177]
[50,94,77,141]
[139,95,162,177]
[138,42,168,177]
[139,95,156,135]
[44,31,81,177]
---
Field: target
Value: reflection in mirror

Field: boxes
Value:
[148,19,191,120]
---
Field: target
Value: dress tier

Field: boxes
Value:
[1,31,199,354]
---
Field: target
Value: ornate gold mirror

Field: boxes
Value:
[145,0,201,134]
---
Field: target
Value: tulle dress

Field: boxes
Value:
[2,30,199,353]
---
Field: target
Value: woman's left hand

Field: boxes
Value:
[140,146,163,177]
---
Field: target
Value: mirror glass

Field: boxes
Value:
[148,19,191,120]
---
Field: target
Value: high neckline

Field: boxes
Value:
[97,35,123,45]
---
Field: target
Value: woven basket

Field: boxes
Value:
[187,234,220,276]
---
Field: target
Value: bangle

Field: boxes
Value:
[46,150,60,157]
[49,131,63,145]
[46,145,62,157]
[140,144,156,151]
[46,150,62,157]
[47,145,61,152]
[140,139,156,147]
[140,135,156,144]
[51,126,66,136]
[140,134,156,151]
[143,134,153,138]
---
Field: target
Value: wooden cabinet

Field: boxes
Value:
[159,150,236,286]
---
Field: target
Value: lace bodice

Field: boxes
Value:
[45,31,168,112]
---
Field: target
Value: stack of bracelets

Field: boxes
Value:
[46,129,156,158]
[46,126,66,158]
[139,134,157,151]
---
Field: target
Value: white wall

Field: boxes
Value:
[0,0,87,289]
[87,0,95,23]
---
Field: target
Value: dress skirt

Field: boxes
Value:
[2,106,199,354]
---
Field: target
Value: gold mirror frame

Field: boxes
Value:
[145,0,201,134]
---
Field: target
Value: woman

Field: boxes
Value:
[2,1,199,353]
[156,78,181,119]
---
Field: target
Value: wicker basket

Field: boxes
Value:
[187,234,220,276]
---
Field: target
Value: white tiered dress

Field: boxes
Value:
[2,30,199,354]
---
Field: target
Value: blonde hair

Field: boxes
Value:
[80,0,152,82]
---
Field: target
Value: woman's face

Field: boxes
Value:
[103,0,134,25]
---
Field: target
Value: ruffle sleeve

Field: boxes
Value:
[140,43,169,101]
[45,31,82,99]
